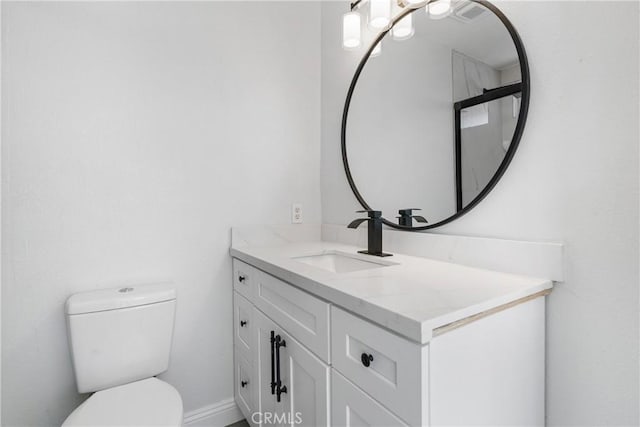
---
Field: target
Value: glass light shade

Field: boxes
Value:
[428,0,452,19]
[403,0,425,3]
[370,41,382,57]
[391,13,414,40]
[369,0,391,29]
[343,12,362,49]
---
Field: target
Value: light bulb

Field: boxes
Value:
[428,0,451,19]
[343,11,362,49]
[370,40,382,57]
[369,0,391,29]
[392,12,414,40]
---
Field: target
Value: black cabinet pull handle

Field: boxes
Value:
[361,353,374,367]
[238,275,246,283]
[241,380,248,388]
[275,334,287,402]
[270,331,276,395]
[240,320,247,327]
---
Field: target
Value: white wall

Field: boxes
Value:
[321,2,370,221]
[321,1,639,425]
[1,2,321,426]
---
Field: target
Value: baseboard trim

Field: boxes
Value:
[183,397,244,427]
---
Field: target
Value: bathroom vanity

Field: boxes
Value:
[230,233,552,426]
[230,3,550,423]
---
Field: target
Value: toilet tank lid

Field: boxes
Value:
[66,283,176,315]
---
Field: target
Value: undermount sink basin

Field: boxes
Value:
[292,251,395,273]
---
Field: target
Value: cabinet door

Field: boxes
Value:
[255,310,278,426]
[331,370,409,427]
[254,309,330,427]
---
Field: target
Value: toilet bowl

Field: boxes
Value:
[63,284,182,426]
[62,378,183,426]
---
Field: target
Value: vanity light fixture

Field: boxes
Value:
[369,0,391,29]
[427,0,452,19]
[343,11,362,49]
[342,0,432,55]
[342,0,454,55]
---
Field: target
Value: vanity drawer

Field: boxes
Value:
[332,370,409,427]
[331,306,428,426]
[233,259,258,302]
[253,270,330,363]
[233,291,254,354]
[234,349,256,422]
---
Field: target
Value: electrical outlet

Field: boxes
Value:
[291,203,303,224]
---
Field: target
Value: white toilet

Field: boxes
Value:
[62,284,183,426]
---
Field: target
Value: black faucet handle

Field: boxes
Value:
[399,209,428,223]
[347,217,369,229]
[348,210,382,229]
[356,210,382,218]
[397,208,428,227]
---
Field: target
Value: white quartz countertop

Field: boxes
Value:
[230,240,552,344]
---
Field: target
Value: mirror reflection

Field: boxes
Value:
[344,0,526,228]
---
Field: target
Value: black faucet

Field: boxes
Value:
[397,208,428,227]
[347,210,392,257]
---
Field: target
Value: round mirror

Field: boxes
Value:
[342,0,529,230]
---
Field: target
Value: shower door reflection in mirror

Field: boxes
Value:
[453,51,522,209]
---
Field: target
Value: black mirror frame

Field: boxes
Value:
[341,0,530,231]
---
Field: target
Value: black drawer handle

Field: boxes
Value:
[241,380,248,388]
[240,320,247,327]
[361,353,374,367]
[270,331,276,395]
[238,275,246,283]
[275,335,287,402]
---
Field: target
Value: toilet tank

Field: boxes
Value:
[65,284,177,393]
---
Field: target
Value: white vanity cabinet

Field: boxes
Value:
[232,257,546,427]
[233,259,331,427]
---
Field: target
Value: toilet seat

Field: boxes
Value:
[62,377,183,426]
